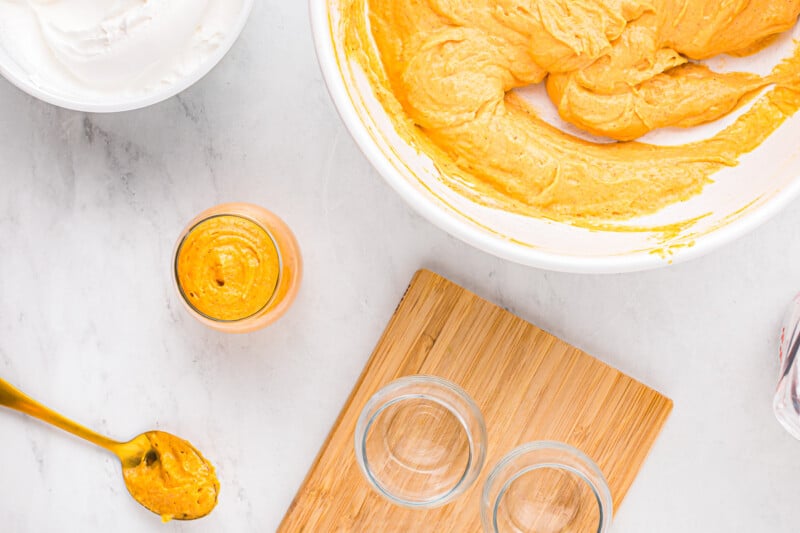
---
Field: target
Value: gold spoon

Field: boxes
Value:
[0,377,219,522]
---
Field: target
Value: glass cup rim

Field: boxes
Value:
[354,375,488,509]
[173,211,284,323]
[481,441,613,533]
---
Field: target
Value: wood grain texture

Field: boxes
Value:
[279,270,672,532]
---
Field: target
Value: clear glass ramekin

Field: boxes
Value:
[482,441,613,533]
[173,202,302,333]
[354,376,487,508]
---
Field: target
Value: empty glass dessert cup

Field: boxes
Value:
[482,442,612,533]
[354,376,487,508]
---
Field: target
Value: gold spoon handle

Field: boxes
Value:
[0,378,121,453]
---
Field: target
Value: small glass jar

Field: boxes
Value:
[354,376,487,508]
[482,442,612,533]
[173,202,302,333]
[774,292,800,440]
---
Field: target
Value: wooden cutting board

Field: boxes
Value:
[280,270,672,532]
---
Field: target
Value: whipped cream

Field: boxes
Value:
[0,0,245,101]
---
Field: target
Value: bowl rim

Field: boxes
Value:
[0,0,255,113]
[308,0,800,274]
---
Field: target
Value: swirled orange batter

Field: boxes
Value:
[345,0,800,222]
[122,431,219,522]
[176,215,280,321]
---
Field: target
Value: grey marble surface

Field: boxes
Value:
[2,2,800,532]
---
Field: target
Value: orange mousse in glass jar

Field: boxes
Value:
[174,203,301,333]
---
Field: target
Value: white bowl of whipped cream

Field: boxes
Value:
[0,0,253,112]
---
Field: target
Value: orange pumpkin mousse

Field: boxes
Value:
[122,431,219,522]
[345,0,800,223]
[176,215,281,322]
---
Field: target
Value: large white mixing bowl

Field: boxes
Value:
[0,1,254,113]
[310,0,800,273]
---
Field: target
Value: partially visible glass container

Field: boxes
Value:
[774,293,800,439]
[173,203,302,333]
[354,376,487,508]
[482,442,612,533]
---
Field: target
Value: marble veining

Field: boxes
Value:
[2,2,800,532]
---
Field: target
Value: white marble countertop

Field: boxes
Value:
[2,3,800,532]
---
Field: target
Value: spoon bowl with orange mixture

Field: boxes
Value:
[0,378,219,522]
